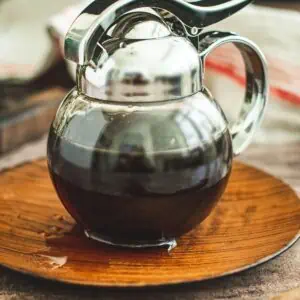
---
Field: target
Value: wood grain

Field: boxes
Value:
[0,160,299,287]
[272,287,300,300]
[0,60,72,154]
[0,88,67,154]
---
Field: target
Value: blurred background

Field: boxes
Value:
[0,0,300,188]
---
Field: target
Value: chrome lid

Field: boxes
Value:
[79,11,201,102]
[67,0,254,102]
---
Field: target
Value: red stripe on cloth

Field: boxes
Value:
[206,59,300,106]
[272,87,300,106]
[206,60,246,86]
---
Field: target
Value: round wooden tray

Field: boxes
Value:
[0,160,299,287]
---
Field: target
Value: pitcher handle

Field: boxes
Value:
[198,31,268,156]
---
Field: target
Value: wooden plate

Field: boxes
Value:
[0,160,299,287]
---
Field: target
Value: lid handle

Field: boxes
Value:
[65,0,253,65]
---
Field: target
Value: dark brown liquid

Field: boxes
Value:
[48,129,232,244]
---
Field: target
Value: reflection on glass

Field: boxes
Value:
[47,92,233,246]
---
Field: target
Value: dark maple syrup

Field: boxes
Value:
[48,126,232,245]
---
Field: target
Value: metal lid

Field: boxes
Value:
[65,0,253,65]
[67,0,254,102]
[79,11,201,102]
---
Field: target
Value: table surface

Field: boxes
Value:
[0,2,300,300]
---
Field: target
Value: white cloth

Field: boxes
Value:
[206,5,300,145]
